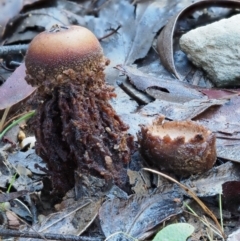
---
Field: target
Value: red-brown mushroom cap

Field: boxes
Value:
[137,116,216,176]
[25,25,106,88]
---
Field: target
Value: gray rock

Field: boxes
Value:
[179,14,240,87]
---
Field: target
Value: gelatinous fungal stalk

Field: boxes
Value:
[137,116,216,176]
[25,25,134,195]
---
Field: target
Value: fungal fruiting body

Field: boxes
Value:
[25,25,134,195]
[137,116,216,176]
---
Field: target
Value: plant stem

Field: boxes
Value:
[219,193,224,231]
[0,110,35,140]
[7,173,18,193]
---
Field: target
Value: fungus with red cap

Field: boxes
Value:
[25,25,134,195]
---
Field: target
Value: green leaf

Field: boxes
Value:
[153,223,194,241]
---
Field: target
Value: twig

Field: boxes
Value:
[6,209,47,241]
[98,25,121,41]
[0,228,101,241]
[9,61,21,67]
[0,107,10,132]
[0,44,28,57]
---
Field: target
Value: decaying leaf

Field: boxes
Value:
[194,95,240,161]
[6,210,20,229]
[116,65,204,100]
[157,0,240,79]
[0,190,28,203]
[196,95,240,133]
[140,98,227,120]
[124,0,192,65]
[8,149,47,175]
[216,140,240,163]
[111,86,154,138]
[0,147,16,189]
[20,199,102,239]
[127,169,151,195]
[2,2,85,44]
[227,229,240,241]
[99,189,182,240]
[0,0,45,38]
[86,0,193,83]
[200,89,240,99]
[0,63,36,118]
[181,162,240,197]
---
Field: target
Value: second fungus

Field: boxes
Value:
[137,116,216,176]
[25,25,134,195]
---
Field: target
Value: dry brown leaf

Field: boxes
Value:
[0,63,36,118]
[99,189,182,240]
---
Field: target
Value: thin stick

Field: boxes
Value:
[0,228,100,241]
[0,44,28,57]
[143,168,225,238]
[98,25,121,41]
[0,107,10,132]
[4,210,47,241]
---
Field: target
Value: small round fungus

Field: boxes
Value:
[137,116,216,176]
[26,25,103,80]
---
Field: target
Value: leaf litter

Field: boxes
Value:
[0,64,35,118]
[99,187,183,240]
[1,0,240,240]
